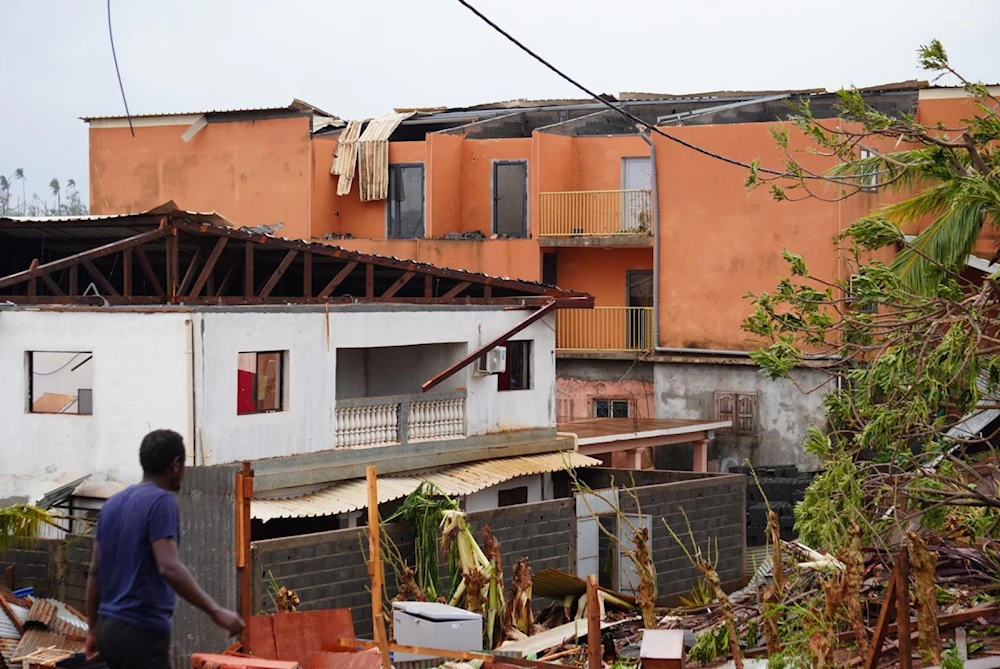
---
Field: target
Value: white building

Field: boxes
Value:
[0,207,595,523]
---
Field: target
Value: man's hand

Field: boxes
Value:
[85,631,100,661]
[211,607,245,637]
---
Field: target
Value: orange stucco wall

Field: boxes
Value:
[427,133,463,237]
[554,247,653,305]
[336,142,425,240]
[330,237,542,281]
[572,136,650,191]
[461,138,532,236]
[89,116,314,239]
[556,377,654,420]
[311,134,341,237]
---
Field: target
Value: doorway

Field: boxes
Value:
[493,161,528,238]
[621,157,652,232]
[626,270,654,350]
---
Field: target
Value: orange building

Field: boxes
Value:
[85,84,990,471]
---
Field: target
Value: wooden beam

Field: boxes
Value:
[441,281,471,300]
[82,258,120,296]
[178,247,203,297]
[41,273,65,297]
[123,248,133,297]
[896,545,912,669]
[424,274,433,298]
[422,300,557,392]
[27,259,38,298]
[166,231,179,300]
[244,241,254,298]
[135,247,165,297]
[68,264,78,296]
[189,237,228,297]
[318,261,358,298]
[365,263,374,298]
[339,639,573,669]
[303,251,313,298]
[258,250,298,298]
[0,228,168,291]
[215,262,236,297]
[236,462,254,648]
[366,467,392,669]
[587,575,601,669]
[381,271,415,298]
[864,561,899,669]
[484,284,493,299]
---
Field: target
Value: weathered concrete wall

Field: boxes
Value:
[254,523,415,638]
[556,358,655,420]
[0,535,91,610]
[654,361,829,471]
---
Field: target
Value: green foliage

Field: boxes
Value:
[688,624,730,663]
[0,505,55,552]
[941,646,965,669]
[385,482,460,601]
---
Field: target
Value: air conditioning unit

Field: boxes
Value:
[475,346,506,375]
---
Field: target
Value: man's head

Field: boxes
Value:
[139,429,186,491]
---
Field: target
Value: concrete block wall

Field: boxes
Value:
[63,536,92,610]
[0,536,91,608]
[253,523,415,638]
[0,542,54,594]
[623,475,746,600]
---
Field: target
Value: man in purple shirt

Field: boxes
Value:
[85,429,244,668]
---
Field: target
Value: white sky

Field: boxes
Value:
[3,0,999,205]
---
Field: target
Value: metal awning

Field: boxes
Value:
[252,451,600,522]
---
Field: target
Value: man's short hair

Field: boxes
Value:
[139,430,186,475]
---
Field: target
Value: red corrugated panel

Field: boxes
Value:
[190,653,301,669]
[307,649,381,669]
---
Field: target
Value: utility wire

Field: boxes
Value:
[454,0,842,181]
[107,0,135,137]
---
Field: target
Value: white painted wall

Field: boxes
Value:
[0,310,192,503]
[463,473,551,513]
[1,305,558,502]
[194,305,556,466]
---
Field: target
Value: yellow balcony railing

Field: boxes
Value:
[557,307,654,352]
[539,189,652,237]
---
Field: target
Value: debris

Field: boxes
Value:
[504,558,534,636]
[639,629,685,669]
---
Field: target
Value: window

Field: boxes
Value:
[498,486,528,507]
[237,351,285,415]
[715,391,758,436]
[498,340,532,391]
[859,148,877,192]
[388,164,425,239]
[594,399,629,418]
[27,352,93,415]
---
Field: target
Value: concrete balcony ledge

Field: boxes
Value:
[538,234,652,248]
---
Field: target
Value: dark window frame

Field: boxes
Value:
[26,351,94,416]
[386,163,426,239]
[714,391,758,437]
[498,340,532,392]
[237,350,287,415]
[859,148,877,193]
[492,160,528,238]
[498,486,529,507]
[594,398,630,418]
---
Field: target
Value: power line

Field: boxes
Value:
[106,0,135,137]
[453,0,837,180]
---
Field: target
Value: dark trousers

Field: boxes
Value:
[96,616,171,669]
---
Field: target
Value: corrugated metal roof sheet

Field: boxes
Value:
[0,606,19,640]
[11,630,84,663]
[81,99,335,121]
[72,480,126,500]
[25,600,57,629]
[358,112,415,202]
[8,604,28,626]
[0,637,20,666]
[252,451,600,522]
[331,119,364,196]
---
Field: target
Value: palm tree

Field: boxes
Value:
[13,168,25,214]
[49,178,60,213]
[0,504,54,552]
[0,176,9,214]
[67,178,76,191]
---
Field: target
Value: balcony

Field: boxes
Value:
[557,307,653,353]
[334,390,466,449]
[538,190,653,246]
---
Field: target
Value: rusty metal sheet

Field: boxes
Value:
[0,637,20,666]
[10,629,85,661]
[252,452,600,522]
[25,599,57,628]
[81,99,336,122]
[530,568,637,605]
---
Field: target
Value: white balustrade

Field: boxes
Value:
[408,396,466,442]
[335,401,400,448]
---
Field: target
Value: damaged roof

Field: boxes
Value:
[81,99,336,121]
[0,203,592,307]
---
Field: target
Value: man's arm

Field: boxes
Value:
[151,538,244,636]
[84,541,100,659]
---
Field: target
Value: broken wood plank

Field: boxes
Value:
[863,561,898,669]
[339,639,581,669]
[366,466,391,669]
